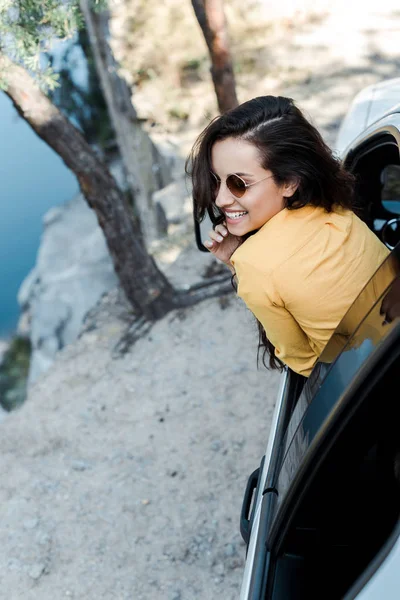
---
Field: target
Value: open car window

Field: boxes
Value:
[290,241,400,415]
[381,164,400,208]
[344,130,400,240]
[268,239,400,520]
[308,128,400,385]
[260,249,400,600]
[317,248,399,367]
[380,164,400,248]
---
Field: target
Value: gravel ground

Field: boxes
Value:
[0,245,279,599]
[1,3,400,598]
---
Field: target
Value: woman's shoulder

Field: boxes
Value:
[232,205,339,272]
[231,204,385,281]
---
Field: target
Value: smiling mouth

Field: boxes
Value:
[225,211,248,220]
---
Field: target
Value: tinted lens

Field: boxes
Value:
[226,174,246,198]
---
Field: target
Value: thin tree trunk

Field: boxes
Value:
[0,55,175,320]
[79,0,169,245]
[191,0,238,113]
[1,56,233,322]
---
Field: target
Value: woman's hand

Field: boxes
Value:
[203,222,243,269]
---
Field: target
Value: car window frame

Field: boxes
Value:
[341,113,400,168]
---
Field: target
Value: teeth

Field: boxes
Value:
[226,211,247,219]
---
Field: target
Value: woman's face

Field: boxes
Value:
[211,137,296,236]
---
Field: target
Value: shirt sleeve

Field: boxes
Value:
[235,264,319,377]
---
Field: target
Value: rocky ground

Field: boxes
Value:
[0,248,279,600]
[1,2,400,599]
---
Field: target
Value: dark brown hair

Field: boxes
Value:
[186,95,357,370]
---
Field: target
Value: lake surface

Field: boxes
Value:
[0,92,79,338]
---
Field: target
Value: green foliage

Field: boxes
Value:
[168,106,189,121]
[179,56,206,86]
[0,0,107,89]
[0,336,31,412]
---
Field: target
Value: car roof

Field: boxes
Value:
[335,77,400,155]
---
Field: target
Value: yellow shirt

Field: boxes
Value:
[230,205,390,377]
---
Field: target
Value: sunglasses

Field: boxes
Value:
[210,171,273,199]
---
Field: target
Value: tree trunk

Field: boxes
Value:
[0,55,176,320]
[79,0,169,245]
[191,0,238,113]
[0,55,234,331]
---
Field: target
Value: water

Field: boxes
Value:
[0,92,79,338]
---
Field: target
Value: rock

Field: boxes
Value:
[71,460,92,472]
[16,145,185,386]
[18,192,118,385]
[28,562,46,580]
[7,557,23,571]
[214,563,225,576]
[16,311,31,338]
[210,440,223,452]
[224,544,236,557]
[152,177,192,226]
[43,205,65,228]
[23,518,39,530]
[151,134,185,183]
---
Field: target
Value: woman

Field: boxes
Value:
[187,95,389,377]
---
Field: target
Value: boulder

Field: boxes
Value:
[18,193,118,384]
[17,140,184,386]
[152,177,192,226]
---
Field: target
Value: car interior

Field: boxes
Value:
[346,133,400,247]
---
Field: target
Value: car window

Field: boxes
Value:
[264,257,400,599]
[312,137,400,372]
[315,245,400,372]
[381,164,400,202]
[274,245,400,513]
[380,164,400,248]
[347,136,400,237]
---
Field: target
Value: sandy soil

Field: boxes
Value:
[1,2,400,599]
[0,244,280,599]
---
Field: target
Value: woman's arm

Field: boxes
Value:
[235,264,320,376]
[250,300,319,377]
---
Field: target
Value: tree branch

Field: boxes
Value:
[191,0,238,113]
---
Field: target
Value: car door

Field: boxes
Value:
[263,307,400,600]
